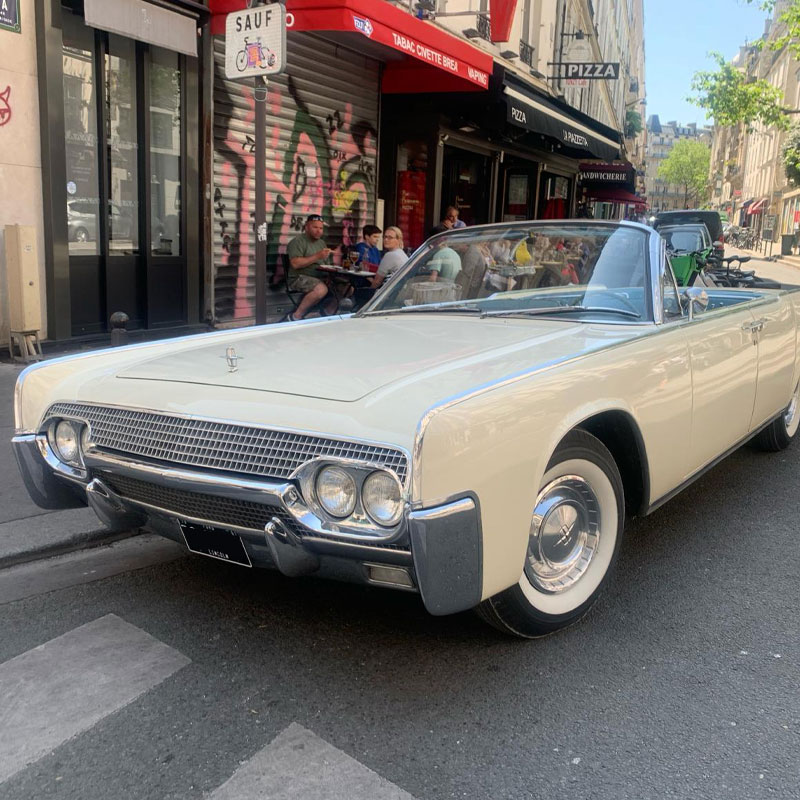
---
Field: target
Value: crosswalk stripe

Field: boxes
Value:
[209,722,417,800]
[0,614,190,784]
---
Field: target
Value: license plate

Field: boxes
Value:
[179,521,252,567]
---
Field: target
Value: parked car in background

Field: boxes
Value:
[658,223,713,285]
[67,200,134,244]
[12,221,800,638]
[654,210,725,259]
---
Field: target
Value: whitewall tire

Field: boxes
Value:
[477,429,624,638]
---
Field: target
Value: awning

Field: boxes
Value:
[210,0,493,92]
[748,197,768,215]
[503,83,621,161]
[585,187,646,207]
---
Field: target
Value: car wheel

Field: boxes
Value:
[476,429,624,638]
[754,381,800,452]
[74,227,89,243]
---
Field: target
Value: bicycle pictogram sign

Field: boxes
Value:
[235,37,277,72]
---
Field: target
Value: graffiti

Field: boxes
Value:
[213,58,377,321]
[0,86,11,127]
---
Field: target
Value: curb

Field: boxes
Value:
[0,527,141,571]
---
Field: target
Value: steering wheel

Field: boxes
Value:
[580,289,641,315]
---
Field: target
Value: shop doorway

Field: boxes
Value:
[501,163,538,222]
[538,172,573,220]
[441,146,491,227]
[62,8,189,335]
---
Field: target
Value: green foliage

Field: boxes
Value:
[782,125,800,184]
[624,109,643,139]
[657,139,711,204]
[689,52,789,130]
[748,1,800,58]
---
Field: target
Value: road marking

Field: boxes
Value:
[210,722,417,800]
[0,614,190,784]
[0,534,185,605]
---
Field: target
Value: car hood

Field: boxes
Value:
[116,315,636,402]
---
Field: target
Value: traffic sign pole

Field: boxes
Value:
[255,75,267,325]
[224,1,286,325]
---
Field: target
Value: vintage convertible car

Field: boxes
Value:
[13,221,800,637]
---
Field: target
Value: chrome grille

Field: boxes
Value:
[46,403,409,483]
[99,471,409,551]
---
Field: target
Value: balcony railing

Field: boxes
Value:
[519,40,534,68]
[476,13,491,41]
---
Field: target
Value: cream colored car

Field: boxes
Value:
[13,221,800,637]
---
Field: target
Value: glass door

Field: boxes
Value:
[61,8,188,335]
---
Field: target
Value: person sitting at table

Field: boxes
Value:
[371,227,407,289]
[281,214,334,322]
[427,240,461,282]
[355,224,382,272]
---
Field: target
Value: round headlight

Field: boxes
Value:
[54,420,80,465]
[362,471,403,527]
[315,466,357,518]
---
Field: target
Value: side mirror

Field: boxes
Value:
[713,240,723,249]
[683,287,709,321]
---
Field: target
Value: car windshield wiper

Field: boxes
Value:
[361,304,482,316]
[481,305,641,320]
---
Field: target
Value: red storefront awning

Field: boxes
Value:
[747,197,767,215]
[210,0,493,92]
[585,187,646,207]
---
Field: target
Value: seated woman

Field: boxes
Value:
[370,227,408,289]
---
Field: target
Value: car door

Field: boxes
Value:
[748,293,796,429]
[684,296,758,474]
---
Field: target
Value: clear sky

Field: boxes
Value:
[644,0,769,127]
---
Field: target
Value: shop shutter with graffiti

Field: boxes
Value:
[212,32,380,322]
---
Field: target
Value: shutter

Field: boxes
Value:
[212,32,380,322]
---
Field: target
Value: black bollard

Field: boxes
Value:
[109,311,129,347]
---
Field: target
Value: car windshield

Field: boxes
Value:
[660,227,708,252]
[361,223,651,322]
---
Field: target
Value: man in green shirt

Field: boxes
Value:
[282,214,333,321]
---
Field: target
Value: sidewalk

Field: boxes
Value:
[0,363,135,569]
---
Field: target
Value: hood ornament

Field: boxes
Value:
[224,346,243,373]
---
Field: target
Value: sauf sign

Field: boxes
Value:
[225,4,286,80]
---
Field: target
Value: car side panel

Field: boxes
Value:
[750,294,797,429]
[683,305,757,474]
[416,326,693,601]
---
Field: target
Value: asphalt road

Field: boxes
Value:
[1,437,799,800]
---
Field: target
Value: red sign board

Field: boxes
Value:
[210,0,492,90]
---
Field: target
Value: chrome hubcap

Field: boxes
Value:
[525,475,601,594]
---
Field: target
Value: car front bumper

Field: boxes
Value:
[11,434,483,616]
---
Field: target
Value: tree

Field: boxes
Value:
[689,53,789,131]
[657,140,711,207]
[624,109,642,139]
[782,125,800,184]
[688,1,800,129]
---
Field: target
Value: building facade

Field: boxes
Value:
[644,116,712,213]
[1,0,646,345]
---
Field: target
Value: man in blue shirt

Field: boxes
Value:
[355,225,382,271]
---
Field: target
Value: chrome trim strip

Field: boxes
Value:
[651,232,666,325]
[408,497,475,521]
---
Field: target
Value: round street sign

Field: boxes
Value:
[225,3,286,81]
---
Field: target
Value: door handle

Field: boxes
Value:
[742,318,766,332]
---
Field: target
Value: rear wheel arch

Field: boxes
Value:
[575,410,650,517]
